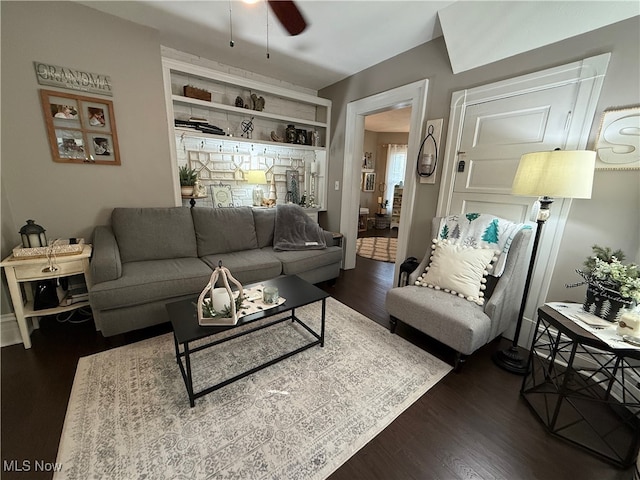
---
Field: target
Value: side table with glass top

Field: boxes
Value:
[521,304,640,468]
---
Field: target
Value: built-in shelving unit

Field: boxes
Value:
[162,57,331,210]
[391,186,403,229]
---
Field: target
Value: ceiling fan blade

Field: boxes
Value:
[268,0,307,36]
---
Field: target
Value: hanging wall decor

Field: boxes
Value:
[40,89,120,165]
[595,106,640,170]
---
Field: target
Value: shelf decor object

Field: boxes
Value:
[493,149,596,374]
[183,85,211,101]
[246,170,268,206]
[40,89,120,165]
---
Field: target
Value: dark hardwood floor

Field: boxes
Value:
[1,232,633,479]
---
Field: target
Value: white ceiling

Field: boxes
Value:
[364,107,413,133]
[78,1,638,133]
[79,0,455,91]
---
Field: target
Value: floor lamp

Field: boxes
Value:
[493,149,596,374]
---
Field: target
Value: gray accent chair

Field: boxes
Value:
[385,216,532,371]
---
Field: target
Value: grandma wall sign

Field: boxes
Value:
[34,61,112,96]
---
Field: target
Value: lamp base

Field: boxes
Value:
[492,346,528,375]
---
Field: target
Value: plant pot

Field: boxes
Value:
[181,186,194,196]
[583,283,634,322]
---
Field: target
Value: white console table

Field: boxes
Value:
[1,244,92,349]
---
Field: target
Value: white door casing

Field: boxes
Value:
[437,53,610,346]
[340,80,429,279]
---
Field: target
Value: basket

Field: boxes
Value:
[583,283,635,322]
[183,85,211,102]
[12,239,85,259]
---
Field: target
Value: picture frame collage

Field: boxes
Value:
[40,89,120,165]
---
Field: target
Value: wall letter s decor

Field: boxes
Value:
[595,106,639,170]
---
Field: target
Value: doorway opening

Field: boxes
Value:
[354,108,410,269]
[339,79,429,284]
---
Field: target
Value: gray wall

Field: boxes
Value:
[1,1,175,249]
[320,16,640,304]
[1,1,176,314]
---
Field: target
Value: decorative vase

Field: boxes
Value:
[285,124,297,144]
[181,186,194,196]
[583,283,634,322]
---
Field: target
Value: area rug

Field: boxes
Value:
[356,236,397,262]
[54,297,451,480]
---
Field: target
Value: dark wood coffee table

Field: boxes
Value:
[166,275,329,407]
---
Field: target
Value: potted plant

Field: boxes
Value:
[179,165,198,196]
[568,245,640,321]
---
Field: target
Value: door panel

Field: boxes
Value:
[449,192,531,223]
[454,83,578,195]
[462,157,519,193]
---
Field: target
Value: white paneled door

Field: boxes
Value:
[438,54,610,346]
[451,82,578,221]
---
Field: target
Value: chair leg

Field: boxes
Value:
[453,352,468,372]
[389,316,398,333]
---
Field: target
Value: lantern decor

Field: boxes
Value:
[19,220,47,248]
[197,261,245,326]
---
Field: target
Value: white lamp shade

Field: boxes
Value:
[246,170,267,184]
[512,150,596,199]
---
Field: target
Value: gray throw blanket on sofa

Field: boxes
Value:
[273,204,327,251]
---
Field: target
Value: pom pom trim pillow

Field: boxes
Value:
[415,239,499,305]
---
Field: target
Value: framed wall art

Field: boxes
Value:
[595,106,639,170]
[40,89,120,165]
[362,172,376,192]
[211,183,235,208]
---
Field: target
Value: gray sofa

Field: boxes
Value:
[89,206,342,336]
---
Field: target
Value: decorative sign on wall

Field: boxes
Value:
[34,61,112,96]
[40,89,120,165]
[595,106,639,170]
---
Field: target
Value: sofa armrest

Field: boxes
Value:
[322,230,336,246]
[91,225,122,284]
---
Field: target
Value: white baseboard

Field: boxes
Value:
[1,314,24,347]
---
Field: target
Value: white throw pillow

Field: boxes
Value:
[415,239,498,305]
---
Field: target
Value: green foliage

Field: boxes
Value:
[179,165,198,186]
[574,245,640,303]
[440,225,449,239]
[583,245,626,273]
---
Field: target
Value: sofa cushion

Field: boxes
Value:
[89,257,213,311]
[192,206,259,256]
[200,250,282,284]
[271,246,343,275]
[252,208,276,248]
[112,207,197,263]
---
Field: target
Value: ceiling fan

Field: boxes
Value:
[267,0,307,36]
